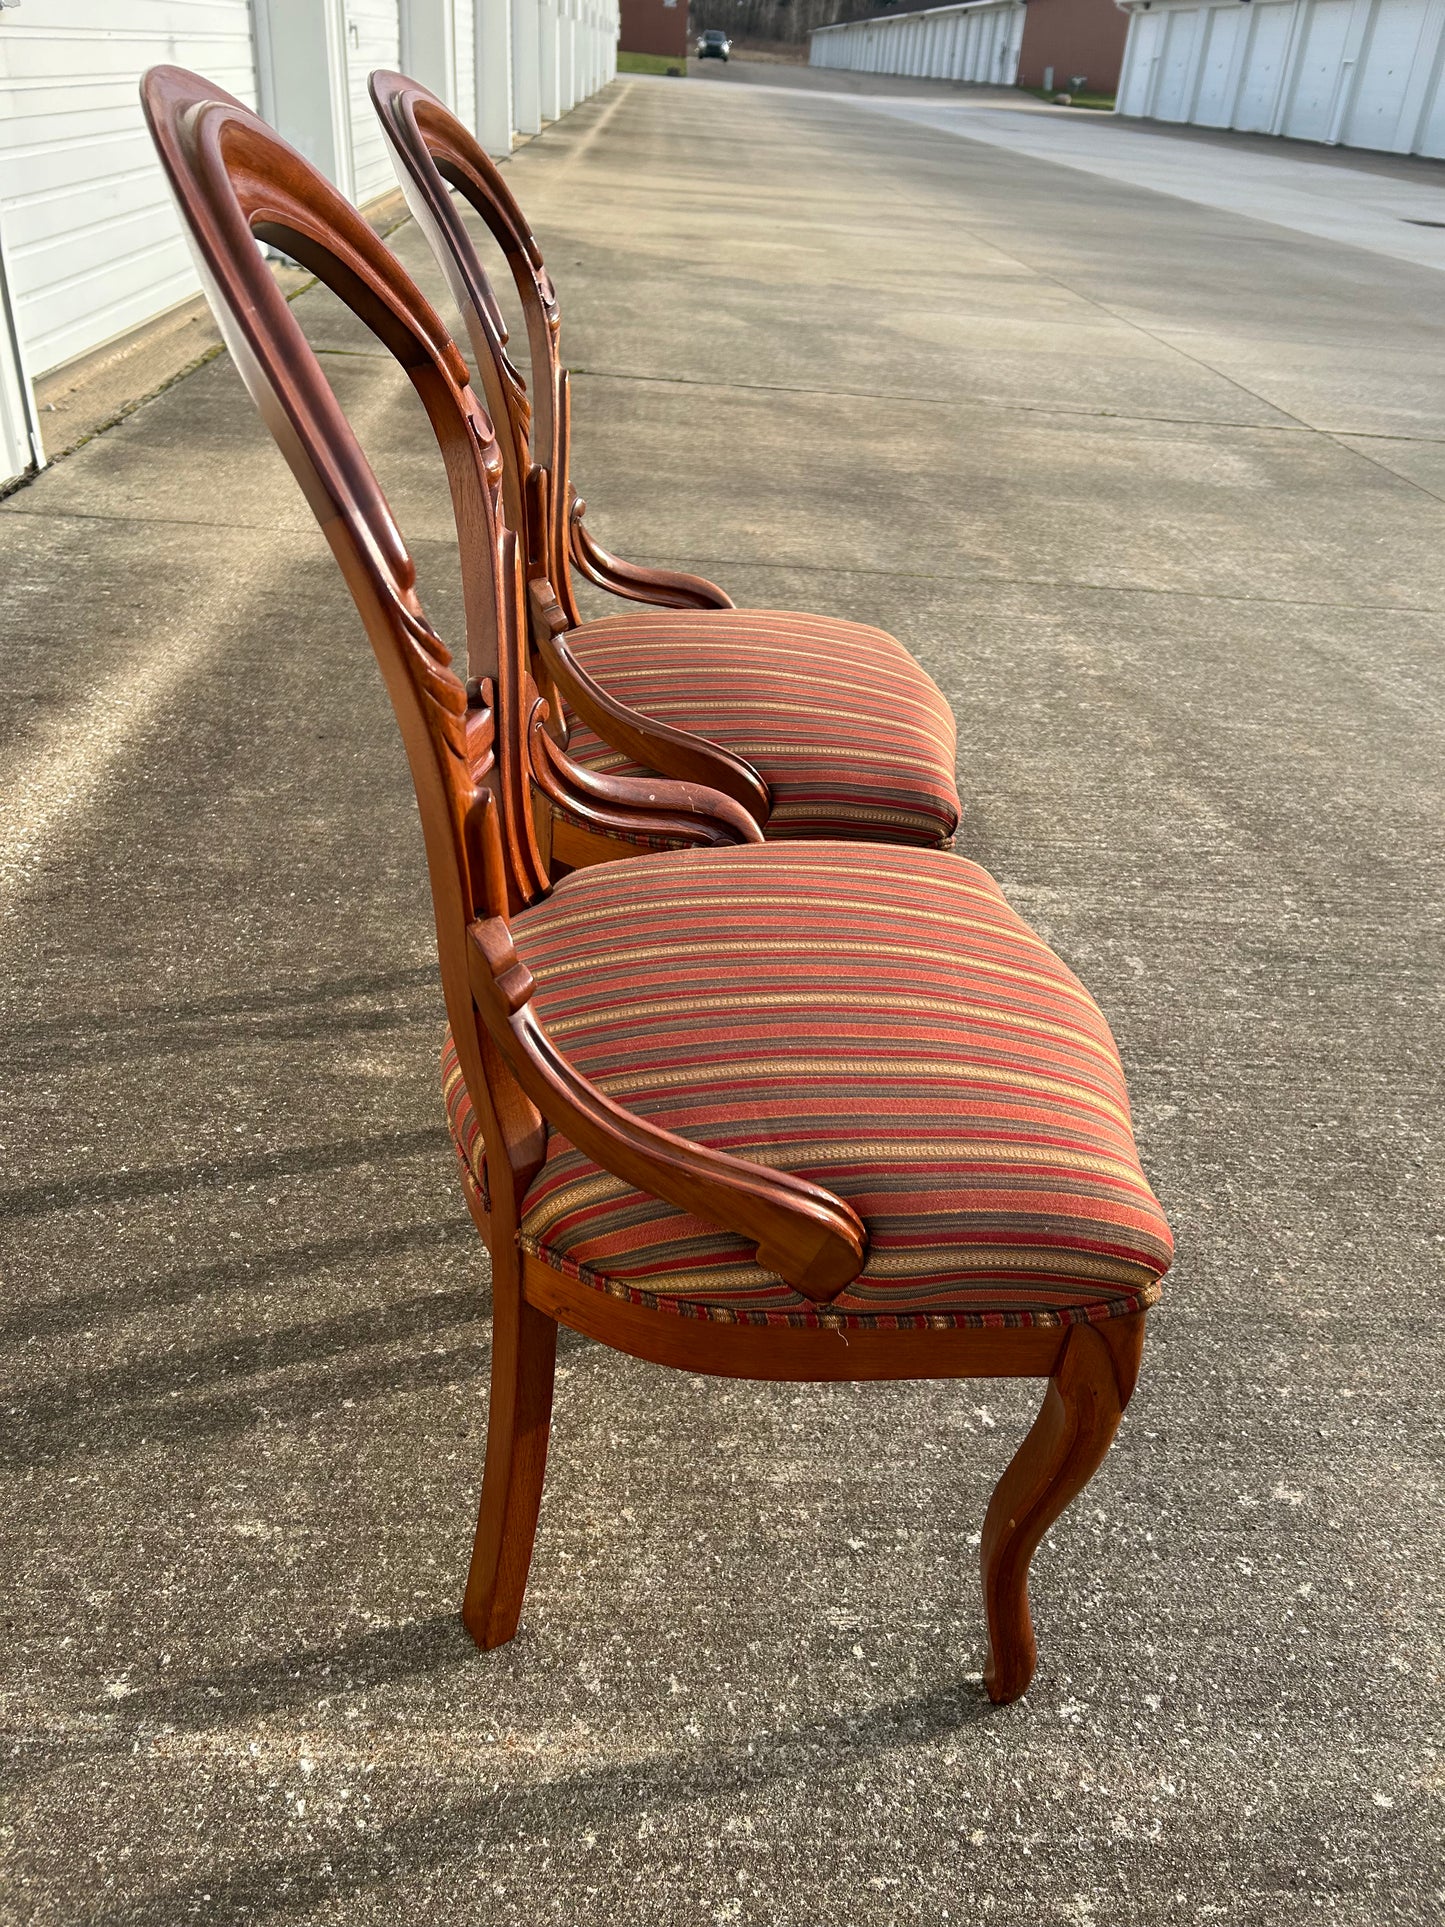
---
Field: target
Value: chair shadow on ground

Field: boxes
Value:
[0,1217,476,1347]
[80,1611,1000,1927]
[1,1257,611,1471]
[0,963,440,1078]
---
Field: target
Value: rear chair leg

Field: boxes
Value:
[461,1251,558,1650]
[980,1313,1146,1705]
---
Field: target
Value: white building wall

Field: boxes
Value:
[0,0,619,485]
[347,0,406,202]
[810,1,1024,84]
[453,0,479,130]
[1115,0,1445,158]
[0,1,260,380]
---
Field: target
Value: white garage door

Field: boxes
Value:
[0,1,259,377]
[1119,10,1163,118]
[1232,1,1293,133]
[345,0,402,205]
[1194,5,1247,127]
[453,0,477,131]
[1344,0,1430,150]
[1153,9,1202,121]
[1283,0,1355,142]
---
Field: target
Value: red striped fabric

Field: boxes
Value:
[557,608,961,849]
[442,844,1172,1330]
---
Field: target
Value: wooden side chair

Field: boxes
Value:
[369,70,964,870]
[144,65,1173,1704]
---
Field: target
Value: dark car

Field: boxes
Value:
[696,29,731,59]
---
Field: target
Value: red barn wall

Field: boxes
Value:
[1017,0,1129,96]
[619,0,690,59]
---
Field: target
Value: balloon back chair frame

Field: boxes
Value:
[144,64,1148,1707]
[368,69,777,835]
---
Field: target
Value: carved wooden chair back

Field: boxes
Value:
[369,73,571,604]
[142,66,778,1247]
[141,66,563,1243]
[370,71,736,633]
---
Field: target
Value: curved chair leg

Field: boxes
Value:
[461,1252,559,1650]
[981,1314,1146,1705]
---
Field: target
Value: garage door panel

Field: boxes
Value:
[1413,39,1445,153]
[1345,0,1430,148]
[7,171,183,267]
[1154,9,1202,121]
[454,0,478,131]
[5,0,255,34]
[1283,0,1355,139]
[1119,11,1163,117]
[0,1,258,374]
[1194,6,1246,125]
[19,246,200,376]
[345,0,402,206]
[1233,1,1293,132]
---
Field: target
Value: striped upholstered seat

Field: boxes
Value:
[443,844,1172,1330]
[556,608,961,850]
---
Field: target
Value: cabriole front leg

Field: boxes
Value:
[980,1313,1146,1705]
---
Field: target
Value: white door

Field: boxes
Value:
[1233,1,1294,132]
[1194,5,1248,125]
[1118,9,1164,117]
[346,0,403,204]
[0,1,259,379]
[1005,5,1024,82]
[1343,0,1430,149]
[1283,0,1355,140]
[1153,9,1203,120]
[454,0,478,131]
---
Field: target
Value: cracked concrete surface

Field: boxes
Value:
[1,66,1440,1926]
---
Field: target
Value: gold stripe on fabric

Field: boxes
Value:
[673,1136,1144,1180]
[537,881,1029,935]
[590,1057,1134,1128]
[862,1247,1157,1284]
[519,1234,774,1293]
[765,802,947,825]
[578,638,942,690]
[534,937,1092,1014]
[573,690,952,733]
[521,1138,1146,1238]
[531,887,1050,946]
[546,989,1113,1059]
[579,737,952,773]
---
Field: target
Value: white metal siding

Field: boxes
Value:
[345,0,402,204]
[1282,0,1354,140]
[1343,0,1429,148]
[1118,11,1162,115]
[0,1,258,376]
[454,0,478,130]
[1116,0,1445,160]
[809,2,1023,85]
[1193,6,1247,124]
[1154,9,1202,118]
[1233,3,1293,132]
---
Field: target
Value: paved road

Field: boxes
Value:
[2,65,1440,1926]
[694,58,1445,270]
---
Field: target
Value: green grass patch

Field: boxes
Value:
[617,51,685,76]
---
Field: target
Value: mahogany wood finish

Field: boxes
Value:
[368,68,763,849]
[370,67,733,625]
[144,65,1152,1704]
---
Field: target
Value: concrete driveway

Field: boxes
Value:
[2,66,1440,1925]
